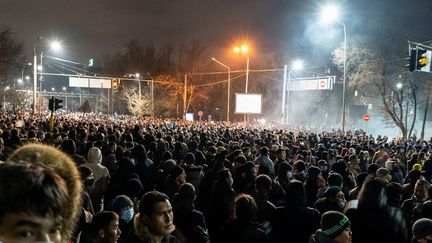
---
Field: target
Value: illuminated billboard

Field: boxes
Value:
[235,93,262,114]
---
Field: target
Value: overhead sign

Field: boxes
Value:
[288,76,335,91]
[69,77,112,89]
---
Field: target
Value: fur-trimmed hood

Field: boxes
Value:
[7,144,83,242]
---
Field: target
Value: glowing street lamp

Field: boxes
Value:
[319,4,347,133]
[282,60,304,124]
[135,73,141,101]
[396,83,403,89]
[233,44,250,93]
[33,37,63,115]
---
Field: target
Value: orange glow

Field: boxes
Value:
[241,44,249,53]
[233,44,249,55]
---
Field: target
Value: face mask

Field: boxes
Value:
[121,207,135,223]
[338,201,346,209]
[287,171,293,179]
[84,178,95,188]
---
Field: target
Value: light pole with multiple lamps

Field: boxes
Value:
[320,4,347,132]
[233,44,250,122]
[211,58,231,122]
[33,37,62,115]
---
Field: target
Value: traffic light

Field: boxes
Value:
[416,48,430,72]
[48,97,63,112]
[407,48,416,72]
[54,98,63,111]
[48,97,54,111]
[112,78,119,89]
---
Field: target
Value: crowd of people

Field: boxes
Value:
[1,111,432,243]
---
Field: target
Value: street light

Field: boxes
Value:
[396,83,403,89]
[320,4,347,132]
[33,37,62,115]
[282,60,303,124]
[234,44,250,122]
[212,57,231,122]
[135,73,141,101]
[233,44,250,93]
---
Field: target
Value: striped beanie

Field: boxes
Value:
[321,211,351,239]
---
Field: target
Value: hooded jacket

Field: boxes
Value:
[7,144,83,242]
[85,147,110,182]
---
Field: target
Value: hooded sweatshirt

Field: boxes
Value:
[86,147,110,182]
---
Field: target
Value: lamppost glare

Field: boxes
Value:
[397,83,403,89]
[320,4,341,24]
[33,36,63,115]
[319,4,347,133]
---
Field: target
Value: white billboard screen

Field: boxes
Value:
[235,93,262,114]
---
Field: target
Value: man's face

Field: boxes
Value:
[277,151,286,161]
[100,219,121,243]
[144,200,175,237]
[0,212,62,243]
[414,182,429,201]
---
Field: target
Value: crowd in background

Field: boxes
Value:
[1,111,432,243]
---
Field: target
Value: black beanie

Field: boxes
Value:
[308,166,321,179]
[413,218,432,240]
[321,211,351,239]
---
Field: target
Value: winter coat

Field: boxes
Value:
[309,230,337,243]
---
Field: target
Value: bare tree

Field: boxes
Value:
[119,87,151,117]
[332,35,416,139]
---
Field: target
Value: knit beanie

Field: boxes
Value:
[412,218,432,240]
[78,165,93,180]
[413,163,423,172]
[367,163,380,175]
[324,186,342,198]
[308,166,322,179]
[112,195,133,212]
[184,152,195,165]
[321,211,351,239]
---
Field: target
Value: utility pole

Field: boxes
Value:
[183,74,187,119]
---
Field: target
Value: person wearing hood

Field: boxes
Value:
[309,211,352,243]
[7,143,83,242]
[61,138,86,166]
[133,144,156,193]
[112,195,135,242]
[181,152,204,190]
[84,146,110,212]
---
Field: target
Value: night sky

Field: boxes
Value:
[1,0,431,64]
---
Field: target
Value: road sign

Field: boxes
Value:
[289,76,335,91]
[363,114,371,122]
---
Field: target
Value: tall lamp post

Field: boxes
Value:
[282,60,303,124]
[135,73,141,101]
[320,4,347,133]
[211,58,231,122]
[233,44,250,122]
[33,37,43,115]
[33,37,62,115]
[146,73,154,118]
